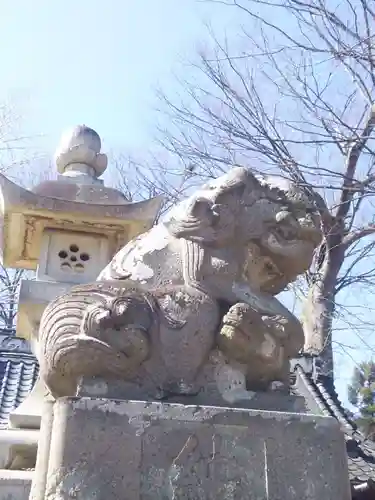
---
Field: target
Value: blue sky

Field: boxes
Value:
[0,0,234,154]
[0,0,372,406]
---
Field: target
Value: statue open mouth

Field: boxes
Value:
[260,221,317,259]
[242,243,284,293]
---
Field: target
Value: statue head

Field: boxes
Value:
[168,167,325,293]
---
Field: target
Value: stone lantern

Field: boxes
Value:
[0,125,162,498]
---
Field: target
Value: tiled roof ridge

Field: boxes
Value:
[0,357,39,428]
[293,357,360,430]
[14,361,39,410]
[314,376,358,431]
[294,365,333,417]
[312,379,375,456]
[294,362,367,437]
[293,361,375,484]
[0,352,37,361]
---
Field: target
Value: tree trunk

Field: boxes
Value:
[303,238,345,377]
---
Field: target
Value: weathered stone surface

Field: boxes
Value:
[0,429,39,470]
[0,125,162,273]
[35,398,350,500]
[38,167,326,400]
[17,280,73,350]
[77,372,307,412]
[0,471,32,500]
[6,124,163,436]
[0,125,164,497]
[54,125,108,179]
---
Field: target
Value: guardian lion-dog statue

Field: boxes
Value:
[38,167,324,403]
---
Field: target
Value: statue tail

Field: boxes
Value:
[38,283,156,398]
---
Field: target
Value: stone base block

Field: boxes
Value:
[34,398,351,500]
[0,470,33,500]
[78,376,307,413]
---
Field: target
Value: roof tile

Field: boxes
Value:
[293,362,375,485]
[0,353,39,428]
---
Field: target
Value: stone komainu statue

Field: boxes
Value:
[38,167,324,401]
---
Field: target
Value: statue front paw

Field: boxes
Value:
[218,303,265,364]
[218,302,285,380]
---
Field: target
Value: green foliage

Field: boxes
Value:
[348,361,375,439]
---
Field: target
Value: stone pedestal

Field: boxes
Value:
[31,397,351,500]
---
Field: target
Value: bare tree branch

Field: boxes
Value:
[151,0,375,374]
[343,225,375,248]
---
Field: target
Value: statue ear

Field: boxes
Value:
[169,196,219,242]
